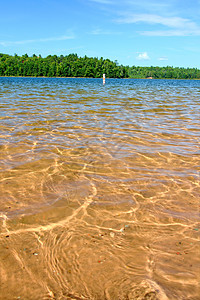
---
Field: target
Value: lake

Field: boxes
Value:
[0,77,199,300]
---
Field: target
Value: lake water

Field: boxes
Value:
[0,77,199,300]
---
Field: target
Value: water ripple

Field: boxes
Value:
[0,78,199,300]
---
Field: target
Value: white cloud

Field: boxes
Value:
[158,56,168,61]
[116,13,200,36]
[140,29,200,36]
[0,34,75,47]
[117,13,197,28]
[136,52,150,60]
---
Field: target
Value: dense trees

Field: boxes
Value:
[0,53,128,78]
[0,53,200,79]
[128,65,200,79]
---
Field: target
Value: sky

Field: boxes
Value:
[1,0,200,68]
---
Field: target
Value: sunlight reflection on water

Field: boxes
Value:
[0,77,199,300]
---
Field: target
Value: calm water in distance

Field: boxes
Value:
[0,77,199,299]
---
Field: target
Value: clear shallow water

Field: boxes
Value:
[0,77,199,299]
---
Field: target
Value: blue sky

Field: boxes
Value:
[1,0,200,68]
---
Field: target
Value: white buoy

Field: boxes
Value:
[103,74,105,85]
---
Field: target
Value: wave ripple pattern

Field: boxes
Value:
[0,77,199,300]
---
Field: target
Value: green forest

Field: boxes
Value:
[0,53,200,79]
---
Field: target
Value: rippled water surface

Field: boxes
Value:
[0,77,199,300]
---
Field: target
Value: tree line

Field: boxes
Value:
[0,53,200,79]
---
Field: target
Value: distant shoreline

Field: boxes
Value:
[1,53,200,80]
[0,76,199,80]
